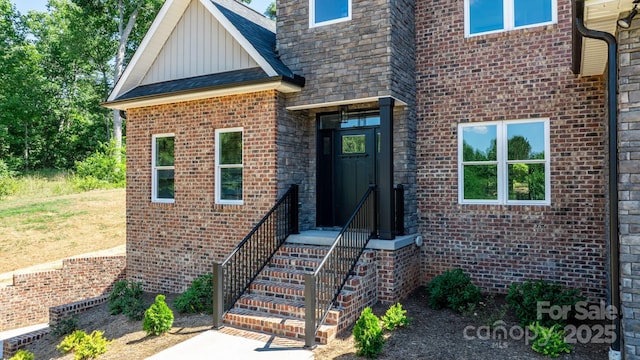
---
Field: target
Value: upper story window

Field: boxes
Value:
[215,128,243,205]
[310,0,352,28]
[152,134,175,203]
[458,119,550,205]
[464,0,557,37]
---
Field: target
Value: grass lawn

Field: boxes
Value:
[0,172,125,273]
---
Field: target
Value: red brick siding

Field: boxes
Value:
[415,0,607,299]
[125,91,280,293]
[0,256,125,331]
[376,245,421,304]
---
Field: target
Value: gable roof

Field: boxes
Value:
[104,0,303,110]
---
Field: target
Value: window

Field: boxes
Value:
[215,128,243,205]
[310,0,351,27]
[464,0,557,37]
[458,119,550,205]
[152,134,175,203]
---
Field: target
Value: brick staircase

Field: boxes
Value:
[221,243,377,344]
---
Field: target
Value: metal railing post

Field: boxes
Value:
[212,262,224,329]
[290,184,299,234]
[304,273,317,349]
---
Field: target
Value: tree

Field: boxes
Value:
[72,0,164,149]
[265,2,275,20]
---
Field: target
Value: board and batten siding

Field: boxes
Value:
[142,0,259,85]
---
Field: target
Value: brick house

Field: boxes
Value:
[103,0,640,356]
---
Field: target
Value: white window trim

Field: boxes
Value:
[215,127,244,205]
[458,119,551,205]
[152,133,175,204]
[464,0,558,38]
[309,0,352,28]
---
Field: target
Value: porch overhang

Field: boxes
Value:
[285,96,408,111]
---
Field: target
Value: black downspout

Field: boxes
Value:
[573,1,621,353]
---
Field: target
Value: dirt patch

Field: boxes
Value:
[24,289,610,359]
[314,289,610,360]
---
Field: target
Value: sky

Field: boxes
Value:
[12,0,274,16]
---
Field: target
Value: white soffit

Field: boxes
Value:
[581,0,633,76]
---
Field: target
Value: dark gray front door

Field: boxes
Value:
[333,128,377,225]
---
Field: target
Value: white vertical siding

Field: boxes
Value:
[142,1,259,85]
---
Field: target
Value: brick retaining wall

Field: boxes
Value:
[0,256,126,332]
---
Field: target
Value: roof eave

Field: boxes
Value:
[102,77,304,111]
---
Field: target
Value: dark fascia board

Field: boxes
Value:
[572,0,585,75]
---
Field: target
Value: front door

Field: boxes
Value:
[317,111,380,227]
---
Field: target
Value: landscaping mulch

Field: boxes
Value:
[24,289,610,359]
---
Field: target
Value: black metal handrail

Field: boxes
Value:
[304,185,376,347]
[213,184,299,327]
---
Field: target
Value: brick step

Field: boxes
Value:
[269,255,321,272]
[248,279,306,301]
[223,308,337,344]
[276,244,330,259]
[257,266,308,285]
[235,293,341,325]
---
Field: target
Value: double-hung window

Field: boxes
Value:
[464,0,557,37]
[215,128,243,205]
[310,0,351,28]
[458,119,550,205]
[152,134,175,203]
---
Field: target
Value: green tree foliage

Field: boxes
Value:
[265,2,276,20]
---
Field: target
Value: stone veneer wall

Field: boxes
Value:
[0,256,125,332]
[415,0,608,299]
[618,19,640,360]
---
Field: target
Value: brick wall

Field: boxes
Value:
[415,0,608,300]
[126,91,281,293]
[376,244,421,304]
[618,19,640,359]
[0,256,125,332]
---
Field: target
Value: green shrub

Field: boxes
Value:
[143,294,174,336]
[427,268,482,312]
[0,159,17,198]
[57,330,110,360]
[8,349,35,360]
[353,307,385,359]
[506,280,584,327]
[73,141,125,190]
[52,316,79,337]
[108,280,146,321]
[529,322,573,358]
[174,273,213,314]
[381,303,410,331]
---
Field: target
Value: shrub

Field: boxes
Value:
[174,273,213,314]
[529,322,573,358]
[353,307,385,359]
[57,330,110,360]
[8,349,35,360]
[381,303,410,331]
[506,280,584,327]
[73,141,125,191]
[427,268,482,312]
[108,279,146,321]
[143,294,174,336]
[0,159,17,198]
[52,316,79,337]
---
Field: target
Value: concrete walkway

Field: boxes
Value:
[147,329,314,360]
